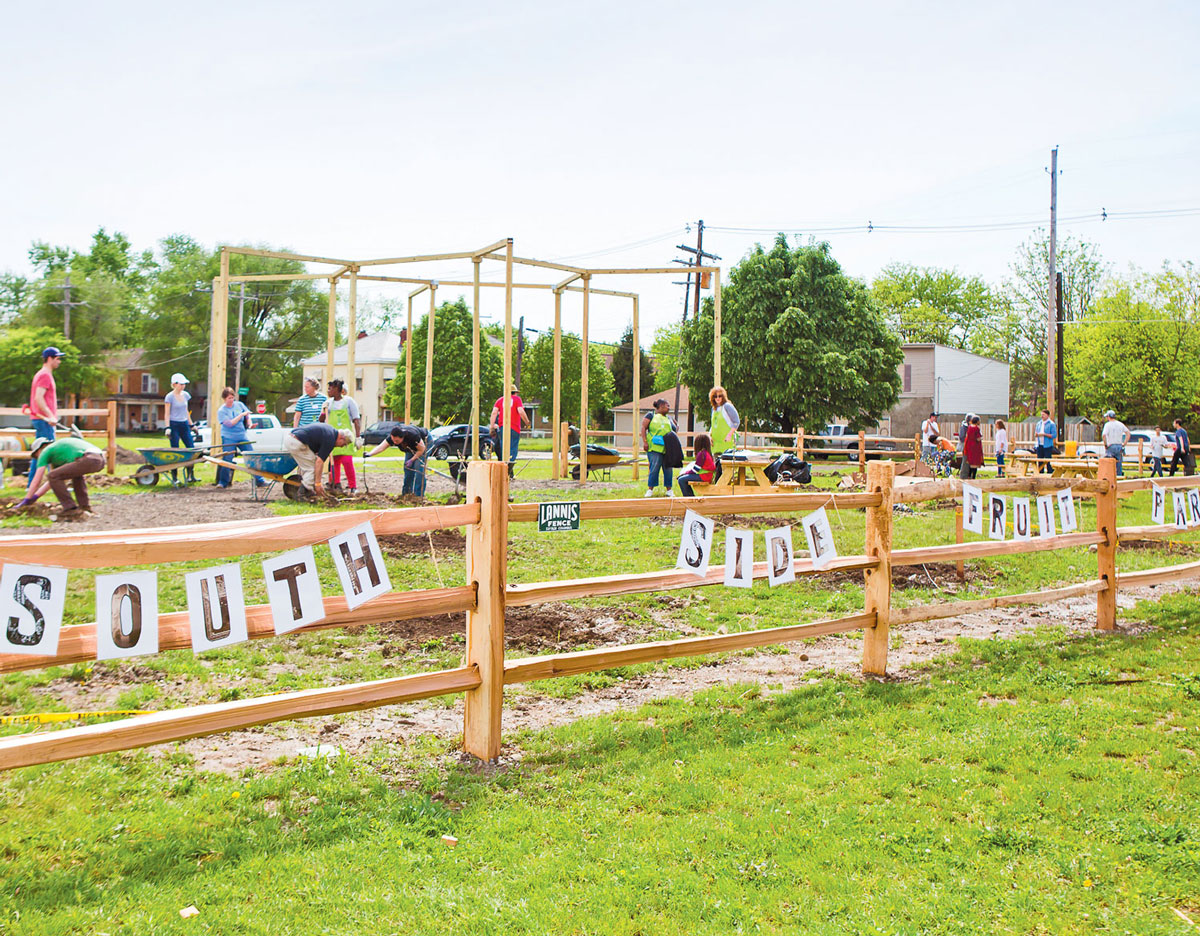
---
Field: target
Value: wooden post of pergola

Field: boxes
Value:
[207,248,230,447]
[631,294,640,481]
[424,282,437,430]
[471,258,481,459]
[580,274,591,483]
[325,278,338,387]
[502,239,514,464]
[551,288,562,480]
[346,268,358,401]
[405,285,426,424]
[713,268,722,386]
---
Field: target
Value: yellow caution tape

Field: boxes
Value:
[0,710,152,725]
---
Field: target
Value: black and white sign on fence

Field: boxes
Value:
[329,521,391,610]
[962,483,983,534]
[1151,484,1166,525]
[1056,488,1078,533]
[987,494,1007,541]
[802,507,838,570]
[1012,497,1032,541]
[1037,494,1057,538]
[764,527,796,586]
[1175,491,1190,530]
[185,564,249,653]
[0,563,67,657]
[675,509,715,577]
[95,571,158,662]
[1189,489,1200,528]
[263,546,325,635]
[723,529,755,588]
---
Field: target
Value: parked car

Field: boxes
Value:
[428,424,494,460]
[362,420,402,446]
[1078,430,1175,463]
[807,424,897,460]
[183,415,288,450]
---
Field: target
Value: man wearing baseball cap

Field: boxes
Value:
[17,433,105,521]
[25,347,62,491]
[1101,409,1130,477]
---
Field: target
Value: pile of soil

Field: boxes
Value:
[114,446,143,465]
[377,530,468,559]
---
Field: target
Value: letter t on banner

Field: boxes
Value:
[0,564,68,657]
[328,521,391,609]
[263,546,325,635]
[95,571,159,661]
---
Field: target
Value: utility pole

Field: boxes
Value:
[49,276,87,342]
[1055,272,1066,442]
[675,221,720,431]
[1046,146,1058,415]
[234,282,247,397]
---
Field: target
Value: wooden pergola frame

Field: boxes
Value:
[208,241,721,483]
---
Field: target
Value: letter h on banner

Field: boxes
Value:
[329,521,392,609]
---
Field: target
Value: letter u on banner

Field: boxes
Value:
[675,509,715,578]
[988,494,1007,541]
[723,529,754,588]
[185,564,249,652]
[95,571,158,661]
[328,521,391,610]
[1012,498,1032,541]
[0,563,67,657]
[263,546,325,635]
[962,483,983,535]
[764,527,795,586]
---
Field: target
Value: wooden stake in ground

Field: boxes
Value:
[347,269,358,406]
[325,277,338,388]
[424,283,437,431]
[464,460,509,761]
[862,459,895,676]
[580,274,590,483]
[472,258,481,460]
[631,294,640,481]
[105,401,117,474]
[1096,457,1118,630]
[552,289,562,480]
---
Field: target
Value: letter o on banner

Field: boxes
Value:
[95,571,159,661]
[0,563,67,657]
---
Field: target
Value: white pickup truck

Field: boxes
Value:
[179,414,289,451]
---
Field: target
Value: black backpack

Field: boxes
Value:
[764,454,811,485]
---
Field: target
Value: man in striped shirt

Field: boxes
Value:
[293,377,327,428]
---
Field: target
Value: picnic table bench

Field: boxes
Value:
[687,458,800,496]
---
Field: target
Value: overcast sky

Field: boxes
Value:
[2,1,1197,344]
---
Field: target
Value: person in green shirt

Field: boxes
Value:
[18,436,105,521]
[708,386,741,482]
[640,398,678,497]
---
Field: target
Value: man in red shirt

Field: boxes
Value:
[489,384,531,475]
[26,347,62,491]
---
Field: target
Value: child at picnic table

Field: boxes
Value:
[677,433,716,497]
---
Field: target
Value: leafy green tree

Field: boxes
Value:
[680,236,902,432]
[383,298,503,425]
[871,263,995,348]
[609,324,655,403]
[651,321,683,393]
[521,331,615,428]
[0,273,30,323]
[0,328,104,409]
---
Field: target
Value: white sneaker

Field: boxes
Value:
[643,488,655,498]
[667,489,675,497]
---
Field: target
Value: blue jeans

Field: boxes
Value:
[403,453,427,496]
[996,452,1005,477]
[1151,456,1164,477]
[217,441,249,486]
[648,450,672,490]
[677,470,704,497]
[1105,443,1124,476]
[1036,445,1053,473]
[26,418,56,490]
[492,428,521,463]
[169,420,195,481]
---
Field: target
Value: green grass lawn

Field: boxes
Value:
[2,592,1197,934]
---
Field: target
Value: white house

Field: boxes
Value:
[891,343,1009,437]
[300,331,403,429]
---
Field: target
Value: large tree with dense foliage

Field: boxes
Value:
[650,321,683,393]
[609,324,655,404]
[0,328,105,410]
[680,236,902,432]
[383,298,503,426]
[521,331,615,428]
[871,263,995,348]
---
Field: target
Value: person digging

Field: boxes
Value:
[16,435,105,521]
[283,423,355,501]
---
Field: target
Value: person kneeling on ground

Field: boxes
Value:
[677,433,716,497]
[366,424,429,496]
[18,435,106,521]
[283,422,354,499]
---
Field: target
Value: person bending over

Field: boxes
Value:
[366,424,429,496]
[284,422,354,499]
[18,435,105,521]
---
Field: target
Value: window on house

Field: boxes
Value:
[903,364,912,393]
[356,377,363,391]
[141,374,158,394]
[118,376,125,394]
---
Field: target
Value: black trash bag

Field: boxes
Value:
[764,454,811,485]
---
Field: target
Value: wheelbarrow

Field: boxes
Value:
[568,443,622,480]
[134,447,219,488]
[203,451,303,501]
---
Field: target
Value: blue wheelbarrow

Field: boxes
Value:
[135,446,220,488]
[203,450,302,501]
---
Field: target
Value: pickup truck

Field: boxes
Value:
[1077,431,1176,463]
[806,424,897,460]
[175,414,289,451]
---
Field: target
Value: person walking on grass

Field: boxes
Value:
[1170,418,1195,477]
[1035,408,1057,474]
[1150,426,1167,478]
[366,424,429,496]
[17,435,105,521]
[164,373,197,484]
[1101,409,1130,477]
[489,385,531,476]
[994,418,1008,477]
[215,387,252,488]
[284,422,354,499]
[641,398,677,497]
[322,379,361,494]
[677,433,716,497]
[25,347,62,491]
[960,415,983,480]
[293,376,326,427]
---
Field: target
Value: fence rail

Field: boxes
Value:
[2,457,1197,772]
[0,403,119,474]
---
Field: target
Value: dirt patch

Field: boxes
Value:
[114,446,143,465]
[377,530,468,559]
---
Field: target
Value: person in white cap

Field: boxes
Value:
[164,373,197,483]
[1101,409,1130,476]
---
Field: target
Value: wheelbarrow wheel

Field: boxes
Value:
[135,465,159,487]
[283,473,304,501]
[571,465,581,481]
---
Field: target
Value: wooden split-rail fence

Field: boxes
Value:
[1,458,1198,772]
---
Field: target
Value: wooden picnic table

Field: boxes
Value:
[1007,454,1099,480]
[689,458,796,496]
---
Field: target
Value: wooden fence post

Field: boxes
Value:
[858,430,866,473]
[862,459,895,675]
[1096,457,1118,631]
[560,421,570,480]
[106,400,117,475]
[913,431,921,462]
[955,506,965,580]
[463,460,508,760]
[1137,439,1144,477]
[795,426,804,459]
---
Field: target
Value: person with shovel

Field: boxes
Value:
[365,424,428,496]
[24,347,62,491]
[17,435,105,521]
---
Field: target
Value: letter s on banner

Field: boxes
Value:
[185,564,249,653]
[0,564,67,657]
[263,546,325,635]
[328,521,392,610]
[95,571,159,662]
[675,509,715,578]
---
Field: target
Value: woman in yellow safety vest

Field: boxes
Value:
[641,398,677,497]
[708,386,740,481]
